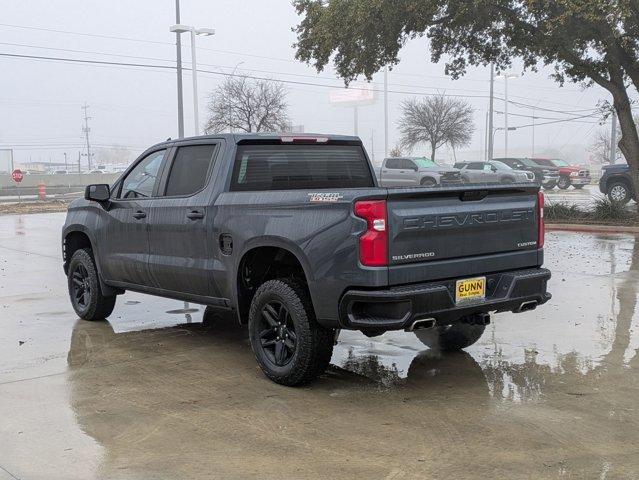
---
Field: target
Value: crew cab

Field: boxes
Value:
[530,158,591,190]
[599,163,636,204]
[62,134,551,386]
[378,157,462,187]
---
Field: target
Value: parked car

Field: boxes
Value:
[454,161,535,184]
[379,157,462,187]
[493,157,559,188]
[599,163,636,204]
[62,133,551,386]
[529,158,591,190]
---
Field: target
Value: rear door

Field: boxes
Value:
[99,148,167,286]
[146,142,220,297]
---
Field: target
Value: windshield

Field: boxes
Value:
[490,161,512,171]
[551,159,569,167]
[520,158,541,167]
[413,158,437,168]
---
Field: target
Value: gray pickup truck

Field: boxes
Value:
[62,133,551,386]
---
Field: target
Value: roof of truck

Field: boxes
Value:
[168,133,362,144]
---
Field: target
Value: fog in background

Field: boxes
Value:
[0,0,612,168]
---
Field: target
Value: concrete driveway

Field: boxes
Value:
[1,213,638,479]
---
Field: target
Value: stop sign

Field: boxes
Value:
[11,169,23,183]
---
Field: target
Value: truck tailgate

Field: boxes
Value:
[386,185,542,284]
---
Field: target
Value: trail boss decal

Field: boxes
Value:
[308,192,344,203]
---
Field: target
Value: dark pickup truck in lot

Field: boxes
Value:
[62,134,551,385]
[599,163,637,204]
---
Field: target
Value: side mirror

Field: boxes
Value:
[85,184,110,202]
[491,166,498,172]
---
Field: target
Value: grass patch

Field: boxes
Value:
[545,196,637,225]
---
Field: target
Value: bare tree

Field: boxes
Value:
[204,76,290,133]
[397,94,474,161]
[389,144,403,158]
[589,129,621,165]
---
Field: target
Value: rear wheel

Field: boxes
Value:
[248,279,334,386]
[608,181,631,204]
[67,248,116,321]
[557,175,571,189]
[414,321,486,352]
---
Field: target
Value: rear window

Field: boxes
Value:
[230,144,374,191]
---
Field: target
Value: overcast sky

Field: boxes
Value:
[0,0,615,168]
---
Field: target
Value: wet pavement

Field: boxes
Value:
[1,213,639,479]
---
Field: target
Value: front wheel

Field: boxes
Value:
[248,279,334,386]
[67,248,116,321]
[420,177,437,187]
[414,322,486,352]
[542,181,557,190]
[557,176,571,189]
[573,184,585,190]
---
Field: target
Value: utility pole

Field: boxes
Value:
[504,75,510,158]
[383,66,389,158]
[610,112,618,164]
[175,0,185,138]
[81,103,92,171]
[532,105,536,157]
[353,106,358,136]
[370,130,374,163]
[488,64,494,160]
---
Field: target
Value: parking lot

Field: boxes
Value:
[1,212,638,479]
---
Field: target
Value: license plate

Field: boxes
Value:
[455,277,486,303]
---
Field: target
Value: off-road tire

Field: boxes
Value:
[248,279,334,386]
[67,248,116,321]
[557,176,571,189]
[414,322,486,352]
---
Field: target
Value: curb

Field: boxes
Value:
[546,222,639,234]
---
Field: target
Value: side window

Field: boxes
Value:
[467,162,483,170]
[119,150,165,199]
[164,144,217,197]
[402,159,417,170]
[483,164,494,172]
[386,158,400,169]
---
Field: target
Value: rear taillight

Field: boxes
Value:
[354,200,388,266]
[537,191,545,248]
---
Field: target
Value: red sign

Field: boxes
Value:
[11,169,23,183]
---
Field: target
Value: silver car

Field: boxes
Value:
[455,161,535,184]
[379,157,462,187]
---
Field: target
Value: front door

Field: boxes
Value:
[147,143,219,298]
[99,149,166,286]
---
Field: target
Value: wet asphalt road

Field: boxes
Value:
[1,213,639,479]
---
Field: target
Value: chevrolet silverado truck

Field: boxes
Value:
[378,157,462,187]
[62,134,551,386]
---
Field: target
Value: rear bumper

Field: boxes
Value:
[338,268,551,330]
[569,176,591,185]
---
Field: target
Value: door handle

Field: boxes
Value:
[186,210,205,220]
[132,211,146,219]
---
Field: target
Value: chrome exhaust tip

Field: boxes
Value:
[517,300,538,313]
[406,318,436,332]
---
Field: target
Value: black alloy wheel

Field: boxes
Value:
[257,300,297,366]
[71,264,91,310]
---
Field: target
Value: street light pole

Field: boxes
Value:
[170,24,215,137]
[488,64,494,160]
[175,0,184,139]
[189,29,200,135]
[384,66,389,158]
[504,75,509,158]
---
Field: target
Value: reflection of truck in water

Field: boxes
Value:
[62,133,551,386]
[378,157,463,187]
